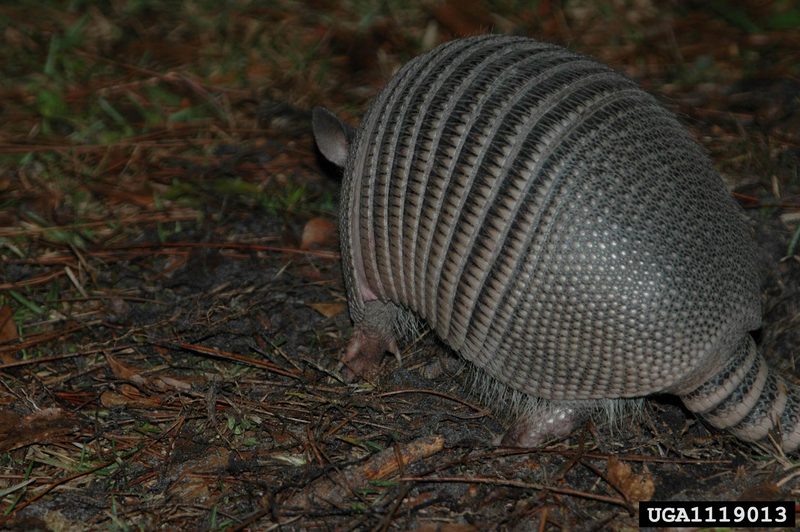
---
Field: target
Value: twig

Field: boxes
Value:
[0,321,101,355]
[111,241,339,260]
[378,388,490,418]
[158,341,301,379]
[399,475,632,512]
[0,270,66,291]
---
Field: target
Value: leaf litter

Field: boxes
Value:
[0,0,798,529]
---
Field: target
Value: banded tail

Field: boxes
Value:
[681,335,800,453]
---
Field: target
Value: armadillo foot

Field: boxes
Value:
[341,327,399,381]
[500,403,588,447]
[340,301,402,381]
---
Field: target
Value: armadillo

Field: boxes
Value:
[312,35,799,451]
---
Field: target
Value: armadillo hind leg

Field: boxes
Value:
[498,397,642,447]
[341,300,403,381]
[468,363,637,446]
[680,335,800,453]
[500,401,590,447]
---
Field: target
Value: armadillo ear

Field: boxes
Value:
[312,106,355,169]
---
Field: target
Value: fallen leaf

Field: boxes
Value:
[106,353,148,387]
[161,252,190,276]
[100,389,162,408]
[308,302,346,318]
[738,481,783,501]
[0,306,16,342]
[606,456,655,503]
[0,407,80,452]
[431,0,494,37]
[106,354,198,394]
[0,305,19,363]
[300,217,337,250]
[153,375,193,392]
[99,391,128,407]
[166,445,231,502]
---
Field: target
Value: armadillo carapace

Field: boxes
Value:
[312,35,799,451]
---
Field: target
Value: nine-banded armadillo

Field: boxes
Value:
[312,34,799,452]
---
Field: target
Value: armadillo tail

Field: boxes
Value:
[680,335,800,453]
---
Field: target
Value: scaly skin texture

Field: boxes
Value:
[312,36,799,452]
[680,335,800,452]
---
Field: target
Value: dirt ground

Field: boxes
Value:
[1,1,799,530]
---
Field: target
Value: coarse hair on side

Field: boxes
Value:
[464,360,645,438]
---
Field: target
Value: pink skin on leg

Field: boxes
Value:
[341,327,400,381]
[340,298,402,381]
[500,404,586,447]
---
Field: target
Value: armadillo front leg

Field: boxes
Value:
[341,300,401,381]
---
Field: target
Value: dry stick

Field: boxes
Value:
[0,321,100,355]
[486,447,730,465]
[0,211,199,238]
[284,435,445,511]
[554,428,588,482]
[376,481,415,532]
[0,128,221,154]
[74,49,250,97]
[0,345,134,370]
[538,506,549,532]
[0,351,95,371]
[378,389,490,418]
[399,475,632,511]
[306,425,326,468]
[579,459,633,508]
[0,125,284,155]
[0,270,66,290]
[374,444,415,532]
[398,444,634,512]
[159,341,301,379]
[323,411,361,440]
[229,510,301,532]
[4,243,338,265]
[112,241,339,260]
